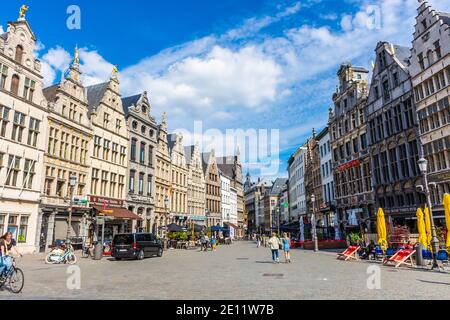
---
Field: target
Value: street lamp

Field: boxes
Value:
[67,174,77,241]
[276,207,280,236]
[311,194,319,252]
[418,158,440,269]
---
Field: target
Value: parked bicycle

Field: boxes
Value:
[45,241,77,265]
[0,257,25,294]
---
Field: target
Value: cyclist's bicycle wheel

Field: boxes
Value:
[8,268,24,294]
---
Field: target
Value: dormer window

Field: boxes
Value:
[15,45,24,64]
[11,74,20,96]
[132,121,138,130]
[421,19,427,30]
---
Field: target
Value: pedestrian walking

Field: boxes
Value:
[256,234,261,248]
[282,233,291,263]
[268,232,281,263]
[211,236,217,252]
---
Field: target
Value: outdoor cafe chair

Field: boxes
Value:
[383,249,416,268]
[337,246,360,261]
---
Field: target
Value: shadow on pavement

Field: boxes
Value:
[418,279,450,286]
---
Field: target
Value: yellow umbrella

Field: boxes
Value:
[377,208,388,251]
[443,194,450,252]
[416,208,428,250]
[424,207,432,249]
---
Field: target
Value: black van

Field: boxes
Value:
[112,233,163,260]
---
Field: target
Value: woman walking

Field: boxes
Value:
[268,232,281,263]
[282,233,291,263]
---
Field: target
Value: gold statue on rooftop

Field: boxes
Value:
[19,5,29,19]
[74,46,79,65]
[112,65,119,80]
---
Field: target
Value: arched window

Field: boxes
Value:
[15,45,24,64]
[11,74,20,95]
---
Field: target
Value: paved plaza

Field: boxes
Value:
[1,241,449,300]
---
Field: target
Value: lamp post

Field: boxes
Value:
[418,158,440,269]
[67,174,77,241]
[164,196,170,239]
[276,207,280,236]
[311,194,319,252]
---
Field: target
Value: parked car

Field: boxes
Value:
[112,233,163,260]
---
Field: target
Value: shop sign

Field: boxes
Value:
[89,196,123,207]
[430,172,450,183]
[336,159,361,172]
[72,195,89,208]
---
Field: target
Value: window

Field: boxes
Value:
[27,117,40,147]
[116,119,122,133]
[0,105,10,137]
[389,148,399,181]
[103,113,110,128]
[132,121,138,130]
[140,142,146,164]
[5,155,21,187]
[101,171,108,195]
[91,169,99,195]
[418,53,425,70]
[93,136,101,158]
[393,72,399,88]
[0,63,8,89]
[118,175,125,198]
[110,173,117,198]
[382,79,390,101]
[0,215,4,235]
[131,139,137,162]
[103,139,110,160]
[23,78,35,102]
[120,146,126,166]
[17,216,28,243]
[399,144,409,178]
[15,45,24,64]
[11,111,25,142]
[112,143,119,163]
[10,74,20,96]
[129,170,135,193]
[22,159,35,189]
[138,173,144,195]
[360,133,367,150]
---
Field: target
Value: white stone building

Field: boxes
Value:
[317,127,335,228]
[220,173,231,226]
[288,146,307,222]
[0,13,48,253]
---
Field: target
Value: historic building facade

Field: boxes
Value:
[154,113,171,235]
[86,71,137,239]
[217,153,245,235]
[367,42,421,223]
[220,172,232,226]
[305,130,323,218]
[41,51,93,250]
[168,133,188,224]
[287,146,306,222]
[317,127,335,230]
[122,92,157,232]
[185,145,206,225]
[0,12,48,253]
[410,1,450,218]
[329,64,374,233]
[202,151,221,227]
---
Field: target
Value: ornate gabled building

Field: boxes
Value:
[201,150,221,227]
[216,152,245,235]
[366,41,421,224]
[41,49,93,250]
[86,70,139,238]
[168,133,188,224]
[154,113,171,235]
[410,0,450,219]
[122,91,157,233]
[329,64,374,234]
[0,9,48,253]
[185,144,206,225]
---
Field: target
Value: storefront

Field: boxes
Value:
[92,206,142,242]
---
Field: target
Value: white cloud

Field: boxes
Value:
[0,25,4,34]
[78,49,114,86]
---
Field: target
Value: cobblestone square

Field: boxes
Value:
[1,242,449,300]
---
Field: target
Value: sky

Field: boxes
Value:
[1,0,450,182]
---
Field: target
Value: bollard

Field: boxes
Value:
[416,243,424,267]
[93,243,103,261]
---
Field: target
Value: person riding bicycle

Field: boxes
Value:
[0,232,22,277]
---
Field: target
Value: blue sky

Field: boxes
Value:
[1,0,449,181]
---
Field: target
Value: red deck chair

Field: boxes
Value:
[337,246,360,261]
[383,249,416,268]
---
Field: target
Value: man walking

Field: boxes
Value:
[268,232,281,263]
[256,234,261,248]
